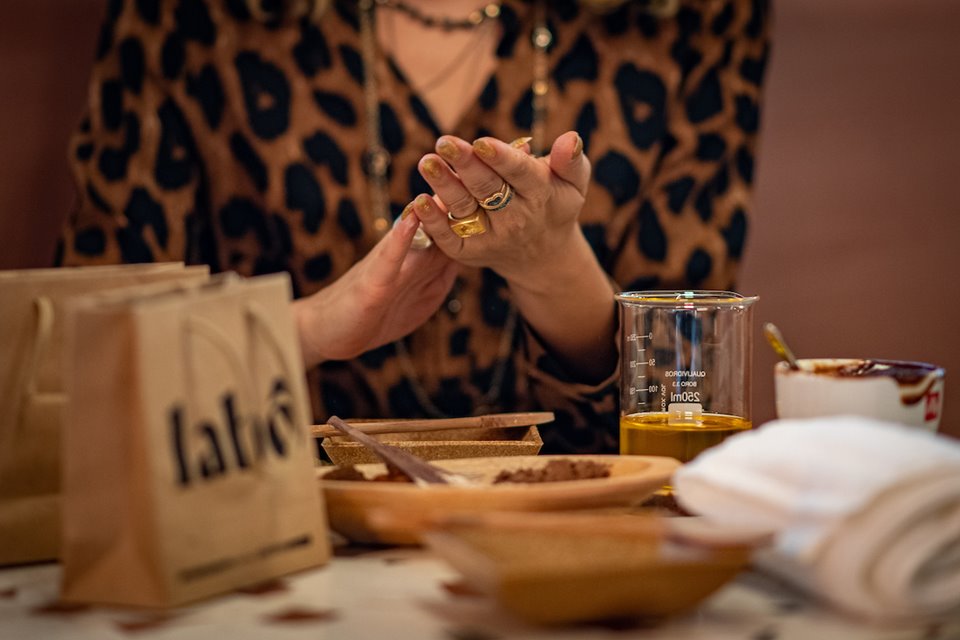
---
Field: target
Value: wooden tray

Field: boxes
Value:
[317,455,680,545]
[321,425,543,466]
[423,511,765,625]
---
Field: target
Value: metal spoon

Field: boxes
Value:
[763,323,800,370]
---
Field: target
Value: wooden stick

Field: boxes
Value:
[325,416,452,486]
[310,411,554,439]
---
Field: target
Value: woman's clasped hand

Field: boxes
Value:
[293,129,617,383]
[412,131,589,288]
[410,130,618,383]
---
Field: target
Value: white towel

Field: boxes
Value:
[673,416,960,622]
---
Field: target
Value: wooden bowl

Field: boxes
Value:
[317,455,680,545]
[423,511,768,625]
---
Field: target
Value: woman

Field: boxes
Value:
[60,0,770,453]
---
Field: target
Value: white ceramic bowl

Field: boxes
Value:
[774,358,945,431]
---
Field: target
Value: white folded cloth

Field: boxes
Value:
[673,416,960,622]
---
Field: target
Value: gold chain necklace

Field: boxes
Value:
[358,0,550,417]
[383,6,499,96]
[375,0,502,31]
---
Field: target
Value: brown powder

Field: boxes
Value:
[321,459,612,485]
[492,459,611,484]
[372,464,416,483]
[320,463,413,483]
[320,465,368,481]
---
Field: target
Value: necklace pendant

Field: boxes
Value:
[532,25,552,50]
[367,147,391,177]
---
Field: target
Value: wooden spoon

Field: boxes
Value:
[325,416,473,486]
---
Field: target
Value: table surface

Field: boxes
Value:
[1,546,957,640]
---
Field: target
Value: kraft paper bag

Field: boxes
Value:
[61,273,330,607]
[0,263,209,566]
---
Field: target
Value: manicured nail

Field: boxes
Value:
[472,138,496,160]
[572,133,583,159]
[415,194,433,212]
[421,157,443,179]
[400,201,416,220]
[436,138,461,162]
[510,136,533,148]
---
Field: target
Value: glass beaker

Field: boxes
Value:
[616,290,758,463]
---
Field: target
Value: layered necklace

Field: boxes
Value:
[380,0,502,101]
[358,0,550,417]
[375,0,503,30]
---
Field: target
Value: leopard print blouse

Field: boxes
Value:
[59,0,770,454]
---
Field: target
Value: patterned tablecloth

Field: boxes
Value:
[1,545,957,640]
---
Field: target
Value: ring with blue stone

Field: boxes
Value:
[477,181,514,212]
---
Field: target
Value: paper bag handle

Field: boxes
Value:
[244,303,295,390]
[13,297,66,433]
[244,302,302,441]
[181,304,296,412]
[183,315,259,411]
[180,314,267,478]
[179,303,300,473]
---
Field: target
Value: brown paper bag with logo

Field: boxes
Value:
[61,272,330,607]
[0,263,209,566]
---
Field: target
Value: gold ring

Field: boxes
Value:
[447,208,488,238]
[477,182,513,212]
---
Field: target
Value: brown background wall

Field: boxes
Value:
[1,0,958,437]
[740,0,960,437]
[0,0,100,269]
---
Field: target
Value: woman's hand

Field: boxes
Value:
[292,213,458,367]
[411,131,618,383]
[411,131,590,294]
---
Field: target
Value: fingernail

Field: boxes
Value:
[472,138,496,160]
[400,201,415,220]
[510,136,533,149]
[415,194,433,212]
[436,138,461,162]
[572,133,583,159]
[421,157,443,179]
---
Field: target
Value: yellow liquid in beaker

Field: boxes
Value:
[619,412,752,463]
